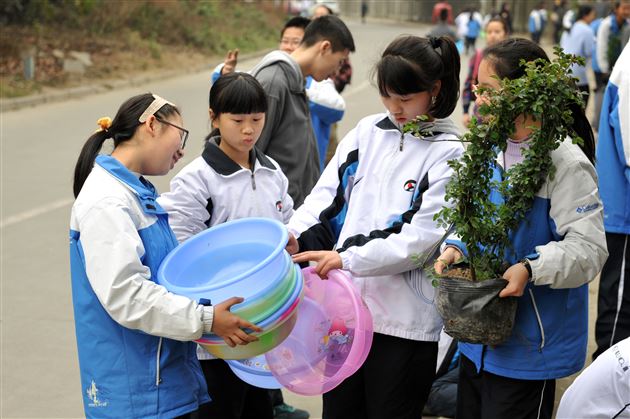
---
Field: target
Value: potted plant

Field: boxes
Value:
[406,48,587,346]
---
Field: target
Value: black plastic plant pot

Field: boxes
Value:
[436,276,517,346]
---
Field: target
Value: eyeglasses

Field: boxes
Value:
[155,117,189,149]
[280,37,302,47]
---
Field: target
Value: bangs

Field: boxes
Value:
[377,55,432,97]
[210,73,268,115]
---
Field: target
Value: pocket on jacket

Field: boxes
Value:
[405,268,435,304]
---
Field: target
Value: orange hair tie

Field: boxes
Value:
[96,116,112,132]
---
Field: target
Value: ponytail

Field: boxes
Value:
[72,93,181,197]
[73,131,109,198]
[430,36,461,118]
[375,35,460,119]
[569,101,596,164]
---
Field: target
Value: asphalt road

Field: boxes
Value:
[0,18,598,419]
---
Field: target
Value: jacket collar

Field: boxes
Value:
[201,136,276,175]
[95,155,165,215]
[374,115,462,138]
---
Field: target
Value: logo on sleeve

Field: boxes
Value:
[403,180,416,192]
[276,201,283,211]
[576,203,599,213]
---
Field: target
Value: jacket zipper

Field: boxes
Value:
[528,289,546,352]
[250,172,257,190]
[399,130,404,151]
[156,337,163,386]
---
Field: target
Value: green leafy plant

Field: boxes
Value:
[406,47,586,282]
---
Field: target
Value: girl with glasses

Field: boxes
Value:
[70,93,261,419]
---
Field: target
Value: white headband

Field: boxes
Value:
[138,94,175,123]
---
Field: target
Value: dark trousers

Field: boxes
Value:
[531,31,542,44]
[457,355,555,419]
[593,71,610,129]
[594,233,630,359]
[578,84,590,110]
[322,333,437,419]
[423,365,459,418]
[192,359,273,419]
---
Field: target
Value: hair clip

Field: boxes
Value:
[139,94,175,123]
[429,37,442,54]
[96,116,112,132]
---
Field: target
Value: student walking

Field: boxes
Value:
[70,93,261,419]
[157,73,294,419]
[560,5,597,108]
[529,2,548,44]
[288,35,464,419]
[435,38,608,419]
[461,16,509,126]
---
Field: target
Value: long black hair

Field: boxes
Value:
[483,38,595,163]
[206,72,268,141]
[73,93,180,197]
[375,35,460,118]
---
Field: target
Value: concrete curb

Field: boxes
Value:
[0,48,273,113]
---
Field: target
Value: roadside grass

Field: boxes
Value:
[0,1,284,98]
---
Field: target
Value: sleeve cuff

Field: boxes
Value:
[338,251,351,271]
[200,306,214,334]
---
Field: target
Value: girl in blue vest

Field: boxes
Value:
[69,93,261,419]
[434,38,608,419]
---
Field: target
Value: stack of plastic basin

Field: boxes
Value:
[264,267,374,395]
[157,218,303,360]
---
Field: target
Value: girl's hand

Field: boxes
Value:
[433,247,463,274]
[499,263,530,298]
[462,113,472,127]
[211,297,262,347]
[286,233,299,255]
[292,251,342,277]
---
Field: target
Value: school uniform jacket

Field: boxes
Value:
[446,138,608,380]
[288,113,464,341]
[596,43,630,235]
[69,155,210,419]
[157,137,294,244]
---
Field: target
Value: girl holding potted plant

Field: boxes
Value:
[434,38,607,419]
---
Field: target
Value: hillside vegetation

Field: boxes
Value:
[0,0,285,97]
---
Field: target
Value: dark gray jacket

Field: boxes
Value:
[251,51,320,207]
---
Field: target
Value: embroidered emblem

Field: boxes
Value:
[404,180,416,192]
[86,380,108,407]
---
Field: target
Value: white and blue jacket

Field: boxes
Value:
[69,156,211,418]
[529,8,548,34]
[446,139,608,380]
[289,113,464,341]
[596,44,630,234]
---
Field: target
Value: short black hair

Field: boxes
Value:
[281,16,311,38]
[576,5,594,20]
[209,72,267,116]
[375,35,460,118]
[301,15,355,53]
